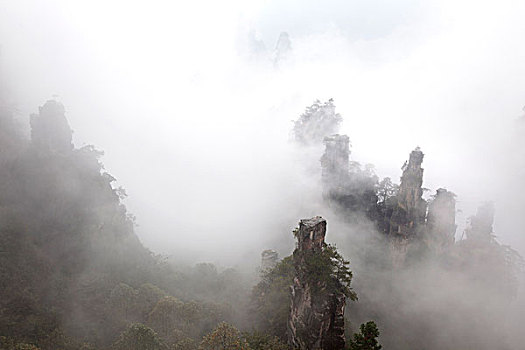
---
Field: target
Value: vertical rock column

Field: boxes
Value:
[320,134,350,196]
[288,216,346,350]
[260,249,279,271]
[426,188,457,252]
[465,202,495,240]
[30,100,73,153]
[389,147,427,265]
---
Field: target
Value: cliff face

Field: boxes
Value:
[321,134,350,194]
[465,202,495,240]
[426,188,457,252]
[30,100,73,153]
[454,202,521,298]
[288,217,346,350]
[0,100,157,346]
[274,31,292,67]
[388,147,427,264]
[320,134,378,219]
[389,147,427,238]
[261,249,279,271]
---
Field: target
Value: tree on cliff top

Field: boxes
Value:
[293,99,342,145]
[299,244,357,300]
[348,321,382,350]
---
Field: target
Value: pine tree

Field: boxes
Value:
[348,321,382,350]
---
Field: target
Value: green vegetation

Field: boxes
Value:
[3,96,520,350]
[250,257,294,340]
[298,244,357,300]
[0,101,241,349]
[199,323,250,350]
[112,323,166,350]
[348,321,382,350]
[292,98,342,145]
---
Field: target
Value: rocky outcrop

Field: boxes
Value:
[288,217,346,350]
[426,188,456,252]
[30,100,73,153]
[321,134,350,194]
[389,147,427,264]
[260,249,279,271]
[389,147,427,238]
[320,134,378,219]
[465,202,495,241]
[274,32,292,67]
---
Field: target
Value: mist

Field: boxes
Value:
[2,0,525,260]
[1,0,525,349]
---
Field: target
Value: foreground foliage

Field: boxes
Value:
[112,323,166,350]
[199,323,250,350]
[298,244,357,300]
[250,257,294,340]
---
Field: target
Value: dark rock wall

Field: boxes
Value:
[388,147,427,265]
[288,217,346,350]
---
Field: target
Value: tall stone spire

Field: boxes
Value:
[389,147,427,265]
[288,217,346,350]
[426,188,456,252]
[390,147,427,238]
[30,100,73,153]
[465,202,495,241]
[274,31,292,67]
[320,134,350,195]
